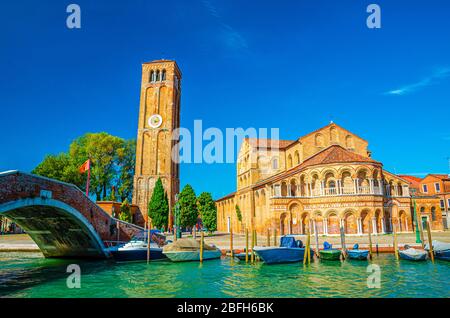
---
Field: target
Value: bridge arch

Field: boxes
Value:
[0,197,108,258]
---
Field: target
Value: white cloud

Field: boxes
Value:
[201,0,248,53]
[385,67,450,96]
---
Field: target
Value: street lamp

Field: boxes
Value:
[174,194,181,240]
[413,198,422,244]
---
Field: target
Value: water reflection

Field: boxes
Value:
[0,253,449,298]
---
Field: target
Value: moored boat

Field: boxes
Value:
[347,244,369,260]
[319,242,341,261]
[234,251,248,260]
[399,245,428,261]
[253,236,314,265]
[162,238,221,262]
[425,240,450,261]
[108,230,168,262]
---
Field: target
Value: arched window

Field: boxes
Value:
[272,158,279,170]
[315,133,325,147]
[431,207,436,221]
[294,151,300,165]
[156,70,160,81]
[150,71,156,82]
[287,155,292,169]
[161,69,166,81]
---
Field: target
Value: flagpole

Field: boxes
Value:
[86,159,90,197]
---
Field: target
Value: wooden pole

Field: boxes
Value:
[117,221,120,244]
[339,226,346,260]
[368,219,373,260]
[230,228,234,258]
[273,228,277,247]
[147,222,151,264]
[254,229,258,246]
[303,225,310,265]
[267,228,270,247]
[393,221,399,260]
[426,220,435,263]
[307,226,311,264]
[245,228,249,263]
[200,231,204,262]
[314,220,319,256]
[251,226,255,264]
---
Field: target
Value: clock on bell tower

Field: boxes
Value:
[132,59,181,228]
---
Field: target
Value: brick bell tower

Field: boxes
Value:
[132,60,181,228]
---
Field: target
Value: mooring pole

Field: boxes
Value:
[267,228,270,247]
[314,220,319,256]
[273,228,277,247]
[426,220,435,263]
[200,231,204,263]
[147,221,151,264]
[413,199,422,244]
[230,228,234,258]
[393,221,399,260]
[117,220,120,244]
[368,219,373,260]
[339,226,346,260]
[251,226,255,264]
[303,225,310,265]
[245,228,249,263]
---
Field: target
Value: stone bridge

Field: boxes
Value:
[0,171,143,259]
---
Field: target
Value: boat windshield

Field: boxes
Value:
[131,230,166,246]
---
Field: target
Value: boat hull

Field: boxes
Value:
[435,250,450,261]
[319,249,341,260]
[399,250,428,261]
[163,249,222,262]
[111,248,167,262]
[234,253,248,260]
[347,250,369,260]
[253,247,314,264]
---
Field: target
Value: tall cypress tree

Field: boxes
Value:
[179,184,198,229]
[198,192,217,233]
[148,178,169,230]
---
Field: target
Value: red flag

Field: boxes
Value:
[79,159,91,197]
[79,159,91,174]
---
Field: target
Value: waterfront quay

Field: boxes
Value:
[2,231,449,254]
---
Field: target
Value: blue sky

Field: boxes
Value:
[1,0,449,199]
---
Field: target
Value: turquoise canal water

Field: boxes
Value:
[0,252,449,298]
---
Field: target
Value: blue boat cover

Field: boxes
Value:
[324,241,332,250]
[280,236,297,248]
[353,244,359,250]
[296,240,303,248]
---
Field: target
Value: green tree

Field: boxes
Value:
[70,132,124,200]
[116,139,136,202]
[148,178,169,230]
[33,132,135,202]
[179,184,198,229]
[235,204,242,222]
[119,199,132,223]
[32,153,84,188]
[197,192,217,233]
